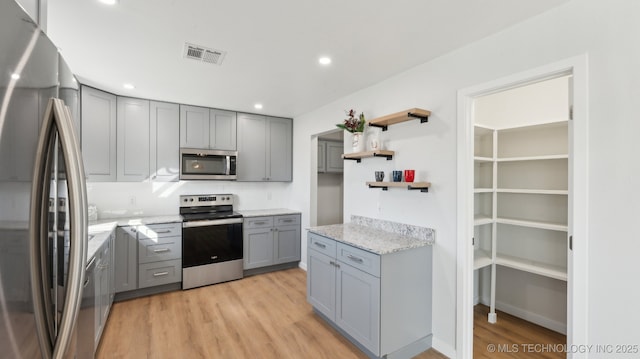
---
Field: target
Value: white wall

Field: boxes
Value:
[88,181,292,219]
[290,0,640,356]
[475,76,570,129]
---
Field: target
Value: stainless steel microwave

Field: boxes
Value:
[179,148,237,180]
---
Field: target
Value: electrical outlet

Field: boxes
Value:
[128,195,136,206]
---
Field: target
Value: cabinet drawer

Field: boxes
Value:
[274,214,300,227]
[137,223,181,240]
[337,243,380,277]
[138,236,181,263]
[138,259,181,288]
[244,216,274,229]
[308,232,336,258]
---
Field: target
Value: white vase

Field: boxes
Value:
[352,132,365,152]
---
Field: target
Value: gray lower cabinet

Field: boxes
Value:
[237,113,292,181]
[307,232,432,358]
[95,234,114,348]
[117,96,150,181]
[115,223,183,293]
[115,226,138,293]
[81,86,117,181]
[243,214,301,269]
[150,101,180,181]
[137,223,182,288]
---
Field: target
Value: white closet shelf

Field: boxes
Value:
[474,188,493,193]
[496,154,568,162]
[496,188,568,195]
[474,249,492,270]
[495,254,567,281]
[474,156,493,162]
[474,216,493,226]
[496,217,567,232]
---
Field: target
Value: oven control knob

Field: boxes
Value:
[183,198,187,202]
[190,198,194,202]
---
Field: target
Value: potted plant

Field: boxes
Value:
[337,109,366,152]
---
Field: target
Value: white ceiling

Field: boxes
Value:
[47,0,569,118]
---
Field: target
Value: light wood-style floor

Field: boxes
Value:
[97,268,563,358]
[473,304,566,359]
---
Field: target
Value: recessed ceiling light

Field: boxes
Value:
[10,73,20,80]
[123,83,135,90]
[254,103,263,110]
[98,0,118,5]
[318,57,332,65]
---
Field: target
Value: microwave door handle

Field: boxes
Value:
[226,155,231,175]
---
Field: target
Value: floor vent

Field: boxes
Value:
[183,42,226,65]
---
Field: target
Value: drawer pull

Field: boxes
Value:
[155,229,172,234]
[153,248,170,253]
[281,219,293,223]
[347,254,363,264]
[314,242,326,249]
[254,221,266,225]
[153,271,169,277]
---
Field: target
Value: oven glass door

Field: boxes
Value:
[182,222,243,268]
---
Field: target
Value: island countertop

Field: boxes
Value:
[307,222,432,255]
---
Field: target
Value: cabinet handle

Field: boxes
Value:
[153,271,169,277]
[314,242,326,249]
[347,254,364,264]
[131,228,137,233]
[254,221,266,225]
[282,219,293,223]
[153,248,170,253]
[155,229,172,234]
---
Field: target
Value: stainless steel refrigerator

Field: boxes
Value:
[1,1,88,358]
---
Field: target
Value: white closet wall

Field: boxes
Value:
[473,76,570,334]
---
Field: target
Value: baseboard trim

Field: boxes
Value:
[494,300,567,335]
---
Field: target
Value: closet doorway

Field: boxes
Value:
[456,56,589,359]
[311,129,344,227]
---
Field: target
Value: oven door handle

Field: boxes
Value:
[182,218,243,228]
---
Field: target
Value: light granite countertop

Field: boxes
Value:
[307,223,430,255]
[86,215,183,260]
[238,209,301,218]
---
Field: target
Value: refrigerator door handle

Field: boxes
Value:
[29,98,88,359]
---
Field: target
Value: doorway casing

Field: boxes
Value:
[456,55,589,359]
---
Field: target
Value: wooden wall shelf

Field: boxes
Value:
[366,181,431,193]
[342,150,394,163]
[368,108,431,131]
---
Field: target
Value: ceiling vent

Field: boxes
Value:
[183,42,227,65]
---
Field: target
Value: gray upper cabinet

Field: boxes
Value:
[237,113,292,181]
[179,105,209,149]
[180,105,237,151]
[318,141,327,173]
[117,97,150,182]
[318,140,343,174]
[150,101,179,181]
[81,86,117,182]
[268,117,292,181]
[237,113,267,181]
[325,141,344,173]
[209,109,237,150]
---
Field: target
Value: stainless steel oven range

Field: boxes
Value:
[180,194,243,290]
